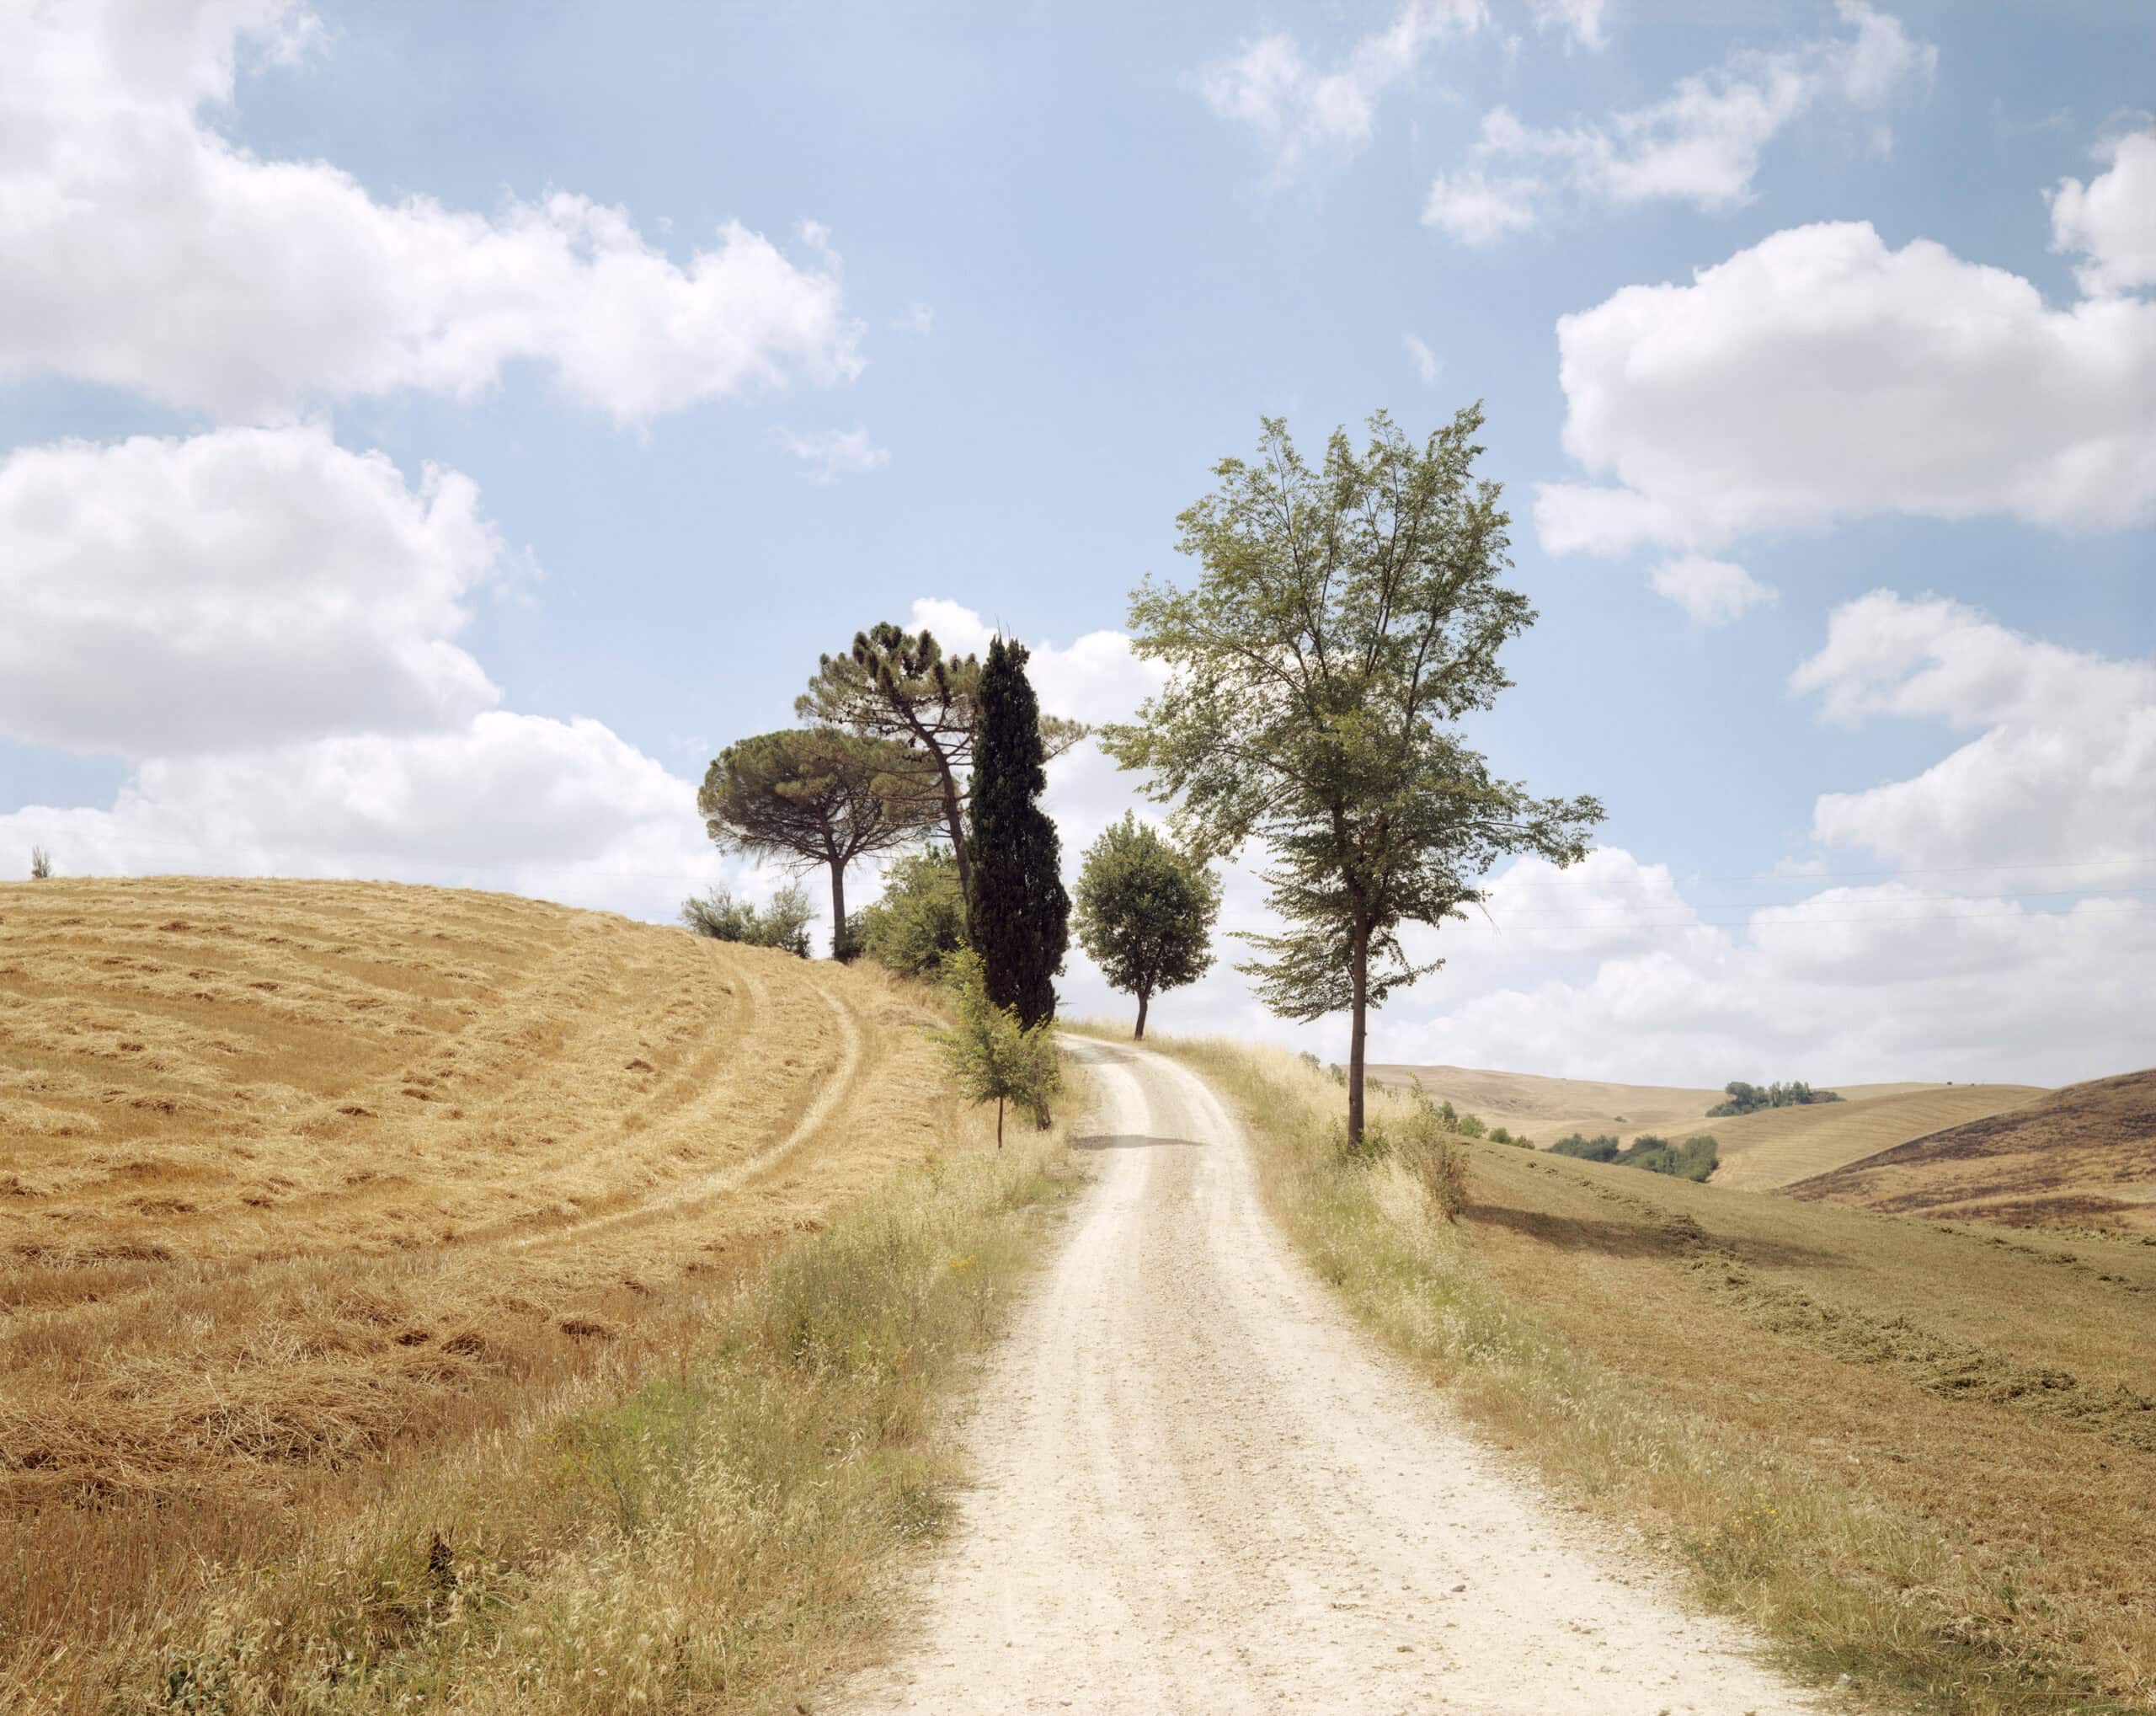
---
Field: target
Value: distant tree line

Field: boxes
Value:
[1550,1131,1719,1182]
[1708,1079,1841,1117]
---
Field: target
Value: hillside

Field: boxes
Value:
[1705,1083,2047,1190]
[0,876,953,1508]
[1787,1066,2156,1233]
[1364,1062,1724,1142]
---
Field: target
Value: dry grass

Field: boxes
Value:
[0,877,1086,1712]
[1709,1085,2049,1191]
[1102,1029,2156,1716]
[1791,1070,2156,1235]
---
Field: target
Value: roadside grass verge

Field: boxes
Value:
[5,1077,1086,1715]
[1072,1025,2154,1716]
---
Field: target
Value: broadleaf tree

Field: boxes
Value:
[696,726,932,957]
[1072,813,1220,1039]
[1101,406,1604,1147]
[968,636,1070,1033]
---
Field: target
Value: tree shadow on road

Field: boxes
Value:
[1070,1134,1203,1152]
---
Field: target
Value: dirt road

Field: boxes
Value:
[845,1037,1822,1715]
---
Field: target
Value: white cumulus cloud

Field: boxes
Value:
[1404,334,1444,383]
[1536,221,2156,556]
[0,424,723,922]
[2048,123,2156,297]
[0,425,502,757]
[1426,3,1934,243]
[1529,0,1608,51]
[1792,591,2156,880]
[0,0,862,423]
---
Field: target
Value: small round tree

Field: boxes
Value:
[1072,813,1220,1039]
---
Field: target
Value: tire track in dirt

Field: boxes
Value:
[503,965,867,1254]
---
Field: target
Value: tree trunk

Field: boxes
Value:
[1134,990,1150,1040]
[1347,927,1369,1148]
[936,757,972,927]
[995,1093,1004,1149]
[829,860,847,960]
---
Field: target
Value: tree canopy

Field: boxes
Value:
[798,624,982,911]
[799,621,1090,933]
[1072,813,1220,1039]
[968,636,1070,1031]
[1102,405,1602,1144]
[696,726,931,957]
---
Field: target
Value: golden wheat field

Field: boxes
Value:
[0,874,1001,1704]
[1705,1083,2049,1190]
[0,876,958,1507]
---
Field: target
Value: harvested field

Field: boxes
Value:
[1364,1061,1725,1142]
[1790,1068,2156,1234]
[1365,1061,1953,1154]
[0,875,994,1704]
[1707,1083,2048,1190]
[0,877,949,1506]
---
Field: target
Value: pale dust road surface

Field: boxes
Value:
[842,1037,1825,1716]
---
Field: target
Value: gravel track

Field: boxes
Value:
[845,1036,1823,1715]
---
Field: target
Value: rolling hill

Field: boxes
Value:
[0,875,954,1508]
[1787,1066,2156,1233]
[1364,1062,1725,1143]
[1702,1083,2048,1190]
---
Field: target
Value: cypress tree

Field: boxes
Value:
[967,636,1070,1029]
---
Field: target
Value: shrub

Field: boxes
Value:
[678,884,815,956]
[932,949,1062,1144]
[1487,1125,1512,1145]
[1550,1133,1620,1163]
[29,846,51,880]
[1625,1134,1719,1182]
[1455,1112,1487,1140]
[854,847,967,977]
[1352,1091,1470,1222]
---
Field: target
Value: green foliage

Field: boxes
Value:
[697,726,931,955]
[1102,405,1603,1145]
[931,949,1063,1144]
[1549,1130,1719,1181]
[1071,814,1221,1037]
[1709,1079,1842,1116]
[798,624,984,906]
[854,847,968,978]
[678,884,815,957]
[967,638,1070,1029]
[1620,1135,1721,1182]
[1487,1125,1513,1145]
[1454,1111,1487,1139]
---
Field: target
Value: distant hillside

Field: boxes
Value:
[1707,1084,2047,1191]
[1786,1068,2156,1233]
[1364,1063,1722,1144]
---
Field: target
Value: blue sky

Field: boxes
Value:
[2,0,2151,1085]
